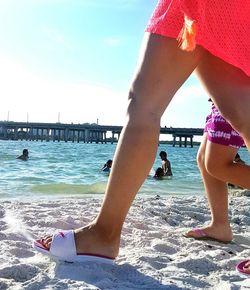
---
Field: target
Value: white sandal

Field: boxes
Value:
[33,230,115,264]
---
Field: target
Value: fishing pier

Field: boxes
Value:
[0,121,203,147]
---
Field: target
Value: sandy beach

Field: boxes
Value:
[1,194,250,290]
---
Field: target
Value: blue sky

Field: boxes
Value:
[0,0,210,127]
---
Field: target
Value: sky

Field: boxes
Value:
[0,0,210,128]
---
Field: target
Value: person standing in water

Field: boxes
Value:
[17,149,29,161]
[159,151,173,176]
[102,160,113,173]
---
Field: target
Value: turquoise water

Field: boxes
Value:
[1,140,250,199]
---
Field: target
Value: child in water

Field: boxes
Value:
[17,149,29,161]
[159,151,173,176]
[154,167,165,179]
[102,159,113,172]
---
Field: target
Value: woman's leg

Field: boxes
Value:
[42,34,204,257]
[195,38,250,275]
[203,140,250,244]
[186,133,234,242]
[205,142,250,189]
[196,53,250,151]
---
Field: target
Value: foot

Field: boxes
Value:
[238,260,250,275]
[185,224,233,243]
[244,261,250,273]
[41,223,120,259]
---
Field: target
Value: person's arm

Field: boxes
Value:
[166,160,173,176]
[162,161,167,175]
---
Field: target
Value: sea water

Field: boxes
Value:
[1,140,249,199]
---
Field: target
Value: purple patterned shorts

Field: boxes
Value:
[204,104,244,148]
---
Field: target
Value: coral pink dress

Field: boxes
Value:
[146,0,250,76]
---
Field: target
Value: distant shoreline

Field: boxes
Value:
[159,140,201,146]
[0,121,203,147]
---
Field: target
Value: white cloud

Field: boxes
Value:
[42,26,74,51]
[103,36,123,47]
[172,81,208,104]
[0,57,209,129]
[65,0,145,10]
[162,78,210,128]
[0,57,127,125]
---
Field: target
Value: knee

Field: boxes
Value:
[196,150,205,171]
[126,89,161,126]
[205,158,229,181]
[205,158,217,176]
[219,107,248,136]
[229,118,249,138]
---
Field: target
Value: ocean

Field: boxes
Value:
[1,140,249,199]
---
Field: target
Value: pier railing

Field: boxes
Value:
[0,121,203,147]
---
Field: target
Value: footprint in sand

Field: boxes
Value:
[0,264,39,282]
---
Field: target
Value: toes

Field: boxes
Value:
[184,229,194,237]
[41,235,52,248]
[243,260,250,271]
[185,228,205,238]
[243,267,250,273]
[184,230,193,237]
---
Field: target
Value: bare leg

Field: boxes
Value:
[43,34,204,257]
[192,53,250,246]
[186,134,234,242]
[205,142,250,189]
[241,260,250,274]
[75,35,204,257]
[196,53,250,150]
[42,41,250,259]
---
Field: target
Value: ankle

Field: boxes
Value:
[90,221,121,245]
[210,221,231,228]
[75,223,120,258]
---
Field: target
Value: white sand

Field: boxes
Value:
[1,194,250,290]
